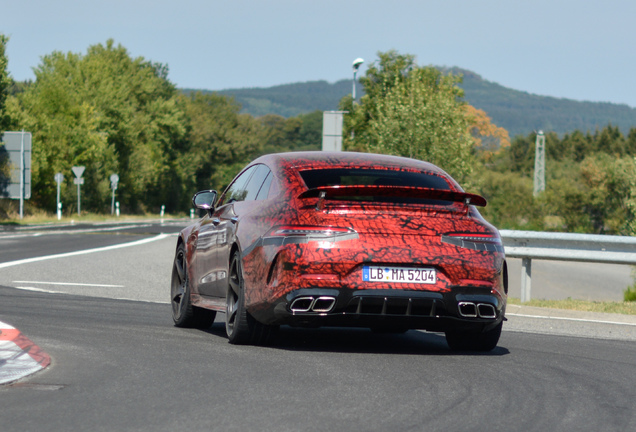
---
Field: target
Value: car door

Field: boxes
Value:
[209,164,273,298]
[195,166,257,298]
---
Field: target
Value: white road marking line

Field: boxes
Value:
[0,233,171,269]
[14,286,61,293]
[13,281,125,288]
[0,223,153,239]
[0,233,44,239]
[12,286,168,304]
[506,312,636,327]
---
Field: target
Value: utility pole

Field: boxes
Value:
[533,131,546,196]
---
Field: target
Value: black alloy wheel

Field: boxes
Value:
[171,243,216,328]
[225,251,276,345]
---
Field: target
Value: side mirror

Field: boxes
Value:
[192,190,217,215]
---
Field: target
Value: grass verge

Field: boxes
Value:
[508,297,636,315]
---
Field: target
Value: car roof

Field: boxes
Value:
[254,151,453,177]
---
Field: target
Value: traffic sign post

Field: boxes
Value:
[19,132,24,218]
[1,131,32,220]
[110,174,119,215]
[71,166,85,215]
[54,173,63,220]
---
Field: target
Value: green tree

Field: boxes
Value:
[0,33,10,131]
[0,34,10,196]
[477,170,542,230]
[578,154,636,234]
[626,156,636,236]
[11,40,188,213]
[180,92,265,194]
[594,124,625,156]
[359,50,416,102]
[625,128,636,156]
[341,51,481,185]
[259,111,321,155]
[296,110,323,150]
[561,130,593,161]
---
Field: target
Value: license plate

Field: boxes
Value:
[362,266,436,284]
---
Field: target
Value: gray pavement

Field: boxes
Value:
[1,225,635,342]
[505,304,636,342]
[0,233,177,304]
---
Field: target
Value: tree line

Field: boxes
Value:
[478,127,636,235]
[337,50,636,236]
[0,38,320,216]
[1,38,635,236]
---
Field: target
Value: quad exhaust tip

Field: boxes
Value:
[290,296,336,313]
[458,302,497,319]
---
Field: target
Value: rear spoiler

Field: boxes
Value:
[298,185,487,207]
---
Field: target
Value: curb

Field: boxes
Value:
[0,321,51,385]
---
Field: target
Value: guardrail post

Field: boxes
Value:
[520,258,532,302]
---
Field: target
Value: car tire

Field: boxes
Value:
[445,321,502,352]
[225,251,276,345]
[171,243,216,329]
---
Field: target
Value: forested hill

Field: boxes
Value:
[184,80,353,118]
[183,69,636,138]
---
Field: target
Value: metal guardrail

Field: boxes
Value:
[499,230,636,302]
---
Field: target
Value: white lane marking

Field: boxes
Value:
[13,281,125,288]
[0,233,44,239]
[0,233,172,269]
[506,312,636,327]
[12,286,168,304]
[0,223,153,239]
[13,286,61,293]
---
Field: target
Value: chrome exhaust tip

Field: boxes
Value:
[290,296,314,313]
[458,302,477,318]
[290,296,337,313]
[477,303,497,319]
[312,296,336,313]
[458,301,497,319]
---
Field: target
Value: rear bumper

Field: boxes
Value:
[251,285,506,332]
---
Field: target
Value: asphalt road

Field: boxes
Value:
[1,287,635,432]
[1,221,635,431]
[0,219,189,262]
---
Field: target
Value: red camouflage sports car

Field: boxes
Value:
[171,151,507,351]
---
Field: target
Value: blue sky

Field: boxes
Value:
[2,0,635,106]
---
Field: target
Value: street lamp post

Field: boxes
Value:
[352,58,364,102]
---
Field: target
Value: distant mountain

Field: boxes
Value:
[183,80,353,118]
[452,68,636,138]
[182,69,636,138]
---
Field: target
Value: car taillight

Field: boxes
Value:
[441,233,504,253]
[263,226,358,246]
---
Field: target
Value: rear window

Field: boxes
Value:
[299,168,454,206]
[300,168,451,190]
